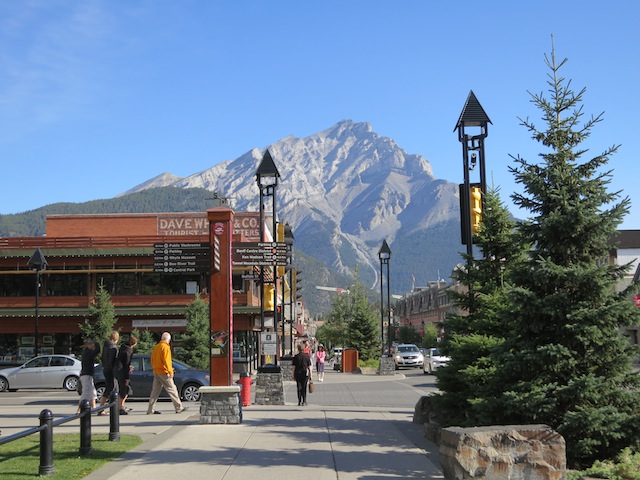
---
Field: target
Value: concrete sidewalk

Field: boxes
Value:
[81,371,444,480]
[83,404,444,480]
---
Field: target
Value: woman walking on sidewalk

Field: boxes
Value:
[292,343,312,406]
[315,345,326,382]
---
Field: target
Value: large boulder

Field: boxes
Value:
[439,425,566,480]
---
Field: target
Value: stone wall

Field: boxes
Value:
[199,386,242,424]
[280,358,294,382]
[439,425,566,480]
[378,356,396,375]
[254,370,285,405]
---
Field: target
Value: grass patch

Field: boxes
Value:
[0,433,143,479]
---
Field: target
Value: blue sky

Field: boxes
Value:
[1,1,639,229]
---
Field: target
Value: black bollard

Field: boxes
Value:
[39,409,54,475]
[109,390,120,441]
[79,400,92,455]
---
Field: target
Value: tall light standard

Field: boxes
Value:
[256,149,280,365]
[28,247,47,357]
[378,240,391,356]
[455,91,491,311]
[454,90,491,258]
[283,223,294,356]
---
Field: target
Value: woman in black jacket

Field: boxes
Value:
[291,343,312,406]
[114,335,138,415]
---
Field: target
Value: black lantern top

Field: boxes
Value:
[378,239,391,262]
[255,149,280,188]
[284,223,294,245]
[454,90,492,131]
[28,247,48,271]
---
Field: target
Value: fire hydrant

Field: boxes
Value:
[237,372,252,406]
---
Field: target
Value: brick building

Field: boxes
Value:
[0,211,285,371]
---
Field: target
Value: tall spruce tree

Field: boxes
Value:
[487,45,640,467]
[435,188,527,426]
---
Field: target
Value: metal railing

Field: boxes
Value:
[0,392,121,476]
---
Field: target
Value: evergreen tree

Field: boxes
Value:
[488,45,640,467]
[318,270,380,360]
[346,278,380,361]
[435,188,527,426]
[317,290,352,350]
[131,329,157,354]
[178,294,210,369]
[80,282,117,345]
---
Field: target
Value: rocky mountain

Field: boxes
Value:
[123,120,463,297]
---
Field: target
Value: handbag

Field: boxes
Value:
[308,381,314,393]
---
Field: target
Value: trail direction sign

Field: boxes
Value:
[232,242,288,266]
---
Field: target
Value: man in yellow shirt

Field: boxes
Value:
[146,332,188,414]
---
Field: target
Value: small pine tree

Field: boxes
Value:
[80,282,117,345]
[178,294,210,369]
[489,44,640,467]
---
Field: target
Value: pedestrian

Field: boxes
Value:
[315,344,326,382]
[147,332,188,414]
[77,338,100,413]
[115,334,137,415]
[292,343,312,406]
[98,330,119,414]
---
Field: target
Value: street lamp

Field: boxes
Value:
[455,91,491,313]
[378,239,391,356]
[256,149,280,365]
[283,223,294,355]
[28,247,48,357]
[454,90,491,258]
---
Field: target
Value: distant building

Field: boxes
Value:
[0,211,297,371]
[394,230,640,350]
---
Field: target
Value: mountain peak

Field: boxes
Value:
[121,121,460,293]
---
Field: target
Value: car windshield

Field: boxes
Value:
[431,349,442,356]
[398,346,418,353]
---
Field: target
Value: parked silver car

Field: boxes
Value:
[0,355,81,392]
[393,344,424,369]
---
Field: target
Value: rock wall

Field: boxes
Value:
[439,425,566,480]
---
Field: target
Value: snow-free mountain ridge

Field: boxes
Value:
[123,120,463,294]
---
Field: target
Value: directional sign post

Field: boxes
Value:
[232,242,288,267]
[153,242,210,274]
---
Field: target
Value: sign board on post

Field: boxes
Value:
[260,332,278,356]
[232,242,288,266]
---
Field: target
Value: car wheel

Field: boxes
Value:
[0,376,8,392]
[96,384,106,399]
[64,375,79,391]
[181,383,201,402]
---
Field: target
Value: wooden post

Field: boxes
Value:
[208,207,234,386]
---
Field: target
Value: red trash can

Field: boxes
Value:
[238,372,252,406]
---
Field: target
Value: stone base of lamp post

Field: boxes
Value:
[378,356,396,376]
[254,365,285,405]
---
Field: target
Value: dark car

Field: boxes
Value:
[93,354,209,402]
